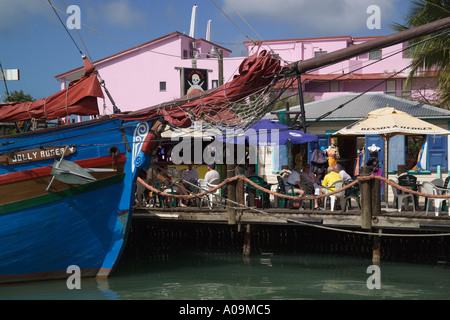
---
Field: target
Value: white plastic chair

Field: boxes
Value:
[431,178,444,187]
[324,180,345,211]
[197,179,209,208]
[423,181,449,217]
[206,178,221,209]
[390,180,415,212]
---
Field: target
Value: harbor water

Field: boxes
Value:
[1,220,449,301]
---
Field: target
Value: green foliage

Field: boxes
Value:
[391,0,450,109]
[3,89,35,103]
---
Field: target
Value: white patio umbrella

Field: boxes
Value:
[333,105,450,203]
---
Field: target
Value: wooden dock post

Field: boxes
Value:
[227,164,236,225]
[360,166,372,230]
[372,229,382,265]
[243,224,251,255]
[371,171,381,217]
[248,186,256,207]
[236,177,245,217]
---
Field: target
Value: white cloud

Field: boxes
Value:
[97,0,148,29]
[0,0,52,34]
[222,0,398,35]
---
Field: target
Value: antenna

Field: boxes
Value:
[206,20,211,41]
[189,5,197,38]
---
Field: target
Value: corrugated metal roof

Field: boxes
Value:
[267,93,450,122]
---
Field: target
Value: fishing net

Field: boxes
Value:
[115,50,296,132]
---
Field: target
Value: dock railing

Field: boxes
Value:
[137,166,450,229]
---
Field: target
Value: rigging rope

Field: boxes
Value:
[47,0,84,56]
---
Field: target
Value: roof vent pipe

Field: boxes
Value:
[189,5,197,38]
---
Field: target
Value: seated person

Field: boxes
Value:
[244,164,257,178]
[300,163,321,209]
[286,164,305,196]
[321,166,342,194]
[205,163,220,185]
[177,164,200,206]
[335,164,352,181]
[180,164,200,189]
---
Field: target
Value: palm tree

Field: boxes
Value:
[392,0,450,108]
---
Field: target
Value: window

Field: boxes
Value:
[369,50,382,60]
[330,81,339,92]
[401,79,412,98]
[405,135,424,170]
[183,50,188,59]
[212,80,219,88]
[159,81,166,92]
[386,80,396,96]
[314,51,327,57]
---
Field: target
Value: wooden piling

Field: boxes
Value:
[360,166,372,230]
[236,177,245,217]
[371,172,381,216]
[372,229,381,265]
[248,187,256,207]
[227,164,236,225]
[243,224,251,255]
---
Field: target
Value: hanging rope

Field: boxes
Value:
[137,175,450,238]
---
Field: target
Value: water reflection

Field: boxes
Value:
[1,253,449,300]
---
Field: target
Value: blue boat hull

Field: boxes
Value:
[0,118,155,284]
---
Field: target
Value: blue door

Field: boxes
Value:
[308,134,330,163]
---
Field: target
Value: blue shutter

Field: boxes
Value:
[427,135,447,171]
[308,134,330,162]
[388,135,405,171]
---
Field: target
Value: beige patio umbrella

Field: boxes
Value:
[333,105,450,203]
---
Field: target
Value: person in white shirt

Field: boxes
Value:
[286,164,304,196]
[174,164,200,207]
[204,163,220,185]
[336,164,352,181]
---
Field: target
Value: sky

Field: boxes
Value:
[0,0,412,101]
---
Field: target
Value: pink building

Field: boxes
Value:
[245,36,438,104]
[55,32,242,115]
[56,33,438,119]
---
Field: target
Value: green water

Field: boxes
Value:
[1,251,449,300]
[1,221,449,302]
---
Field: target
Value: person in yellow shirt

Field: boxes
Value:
[321,166,342,193]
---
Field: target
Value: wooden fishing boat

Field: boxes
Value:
[0,51,281,284]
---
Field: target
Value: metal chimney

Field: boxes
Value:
[206,20,211,41]
[189,5,197,38]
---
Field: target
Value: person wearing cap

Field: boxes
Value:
[204,163,220,185]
